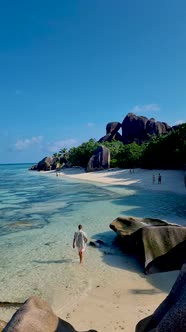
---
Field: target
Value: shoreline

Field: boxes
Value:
[55,167,186,196]
[51,167,184,331]
[55,252,179,332]
[1,167,185,331]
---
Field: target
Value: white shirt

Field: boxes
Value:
[74,230,87,250]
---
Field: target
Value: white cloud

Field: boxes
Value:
[87,122,95,127]
[175,120,185,125]
[47,139,78,153]
[13,136,78,154]
[132,104,160,113]
[14,136,43,151]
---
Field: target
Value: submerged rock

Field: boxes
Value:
[110,216,186,274]
[2,296,97,332]
[135,263,186,331]
[29,164,37,170]
[89,239,108,248]
[89,241,98,248]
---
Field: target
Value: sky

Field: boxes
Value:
[0,0,186,163]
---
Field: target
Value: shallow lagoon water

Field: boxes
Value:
[0,164,185,319]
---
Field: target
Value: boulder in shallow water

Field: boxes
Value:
[37,156,57,171]
[110,216,186,273]
[135,263,186,331]
[2,296,97,332]
[29,164,37,170]
[89,239,108,248]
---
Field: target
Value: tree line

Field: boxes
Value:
[53,123,186,170]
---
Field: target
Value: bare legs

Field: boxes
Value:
[79,251,83,264]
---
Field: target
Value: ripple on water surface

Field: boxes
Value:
[0,164,185,320]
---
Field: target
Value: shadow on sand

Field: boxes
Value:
[91,230,179,295]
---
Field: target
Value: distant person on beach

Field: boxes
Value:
[152,174,155,184]
[73,225,88,264]
[158,173,162,184]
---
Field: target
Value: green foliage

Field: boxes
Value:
[110,159,118,168]
[116,143,145,168]
[102,141,144,168]
[142,123,186,169]
[102,140,124,160]
[59,148,68,158]
[68,139,99,167]
[53,149,68,166]
[51,123,186,170]
[53,152,60,158]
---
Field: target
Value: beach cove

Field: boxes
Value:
[53,167,186,331]
[0,165,186,331]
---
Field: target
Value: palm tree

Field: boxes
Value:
[59,148,68,158]
[53,152,60,158]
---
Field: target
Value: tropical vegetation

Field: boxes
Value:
[53,123,186,170]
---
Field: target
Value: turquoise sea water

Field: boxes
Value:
[0,164,185,318]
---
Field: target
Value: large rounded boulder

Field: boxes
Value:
[86,145,110,172]
[135,263,186,331]
[2,296,97,332]
[122,113,148,144]
[146,118,171,136]
[110,216,186,274]
[37,157,57,171]
[106,122,121,135]
[99,122,122,143]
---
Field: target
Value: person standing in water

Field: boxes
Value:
[73,225,88,264]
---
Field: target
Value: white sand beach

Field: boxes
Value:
[53,168,185,332]
[60,267,179,332]
[58,167,186,195]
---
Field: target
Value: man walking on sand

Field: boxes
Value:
[73,225,88,264]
